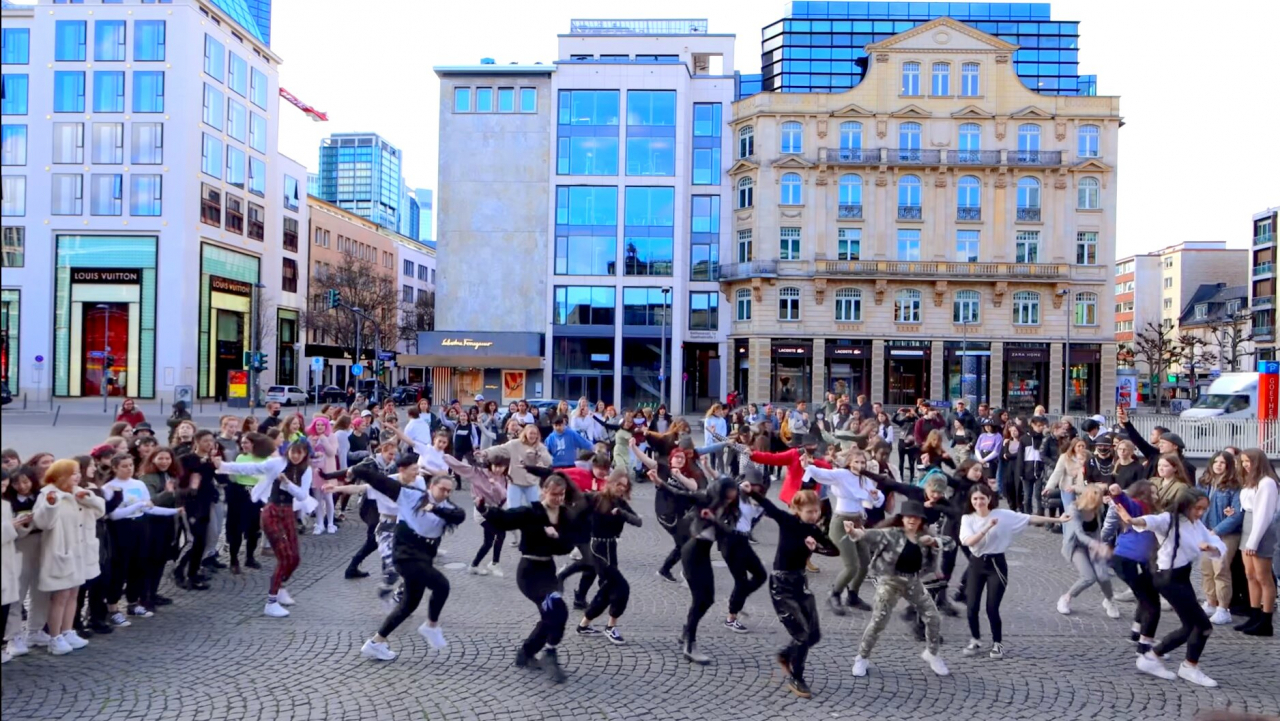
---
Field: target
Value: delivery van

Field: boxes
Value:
[1181,373,1259,420]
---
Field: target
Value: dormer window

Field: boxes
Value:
[1194,304,1208,320]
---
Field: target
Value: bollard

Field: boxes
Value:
[23,393,27,410]
[113,403,119,420]
[52,405,61,427]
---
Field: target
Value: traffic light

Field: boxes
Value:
[254,352,269,373]
[325,289,342,309]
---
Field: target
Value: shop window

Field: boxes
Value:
[835,288,861,322]
[224,193,243,234]
[282,258,297,293]
[200,183,221,227]
[282,217,298,252]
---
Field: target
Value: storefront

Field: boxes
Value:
[411,331,544,405]
[771,339,812,404]
[734,340,750,399]
[557,336,617,406]
[885,340,931,406]
[54,236,158,398]
[945,341,990,409]
[198,244,261,400]
[1004,343,1049,416]
[1067,344,1102,414]
[825,339,870,400]
[1,290,17,393]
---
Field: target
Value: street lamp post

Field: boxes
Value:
[1059,289,1072,414]
[958,318,971,408]
[660,287,671,409]
[250,283,265,409]
[95,304,111,412]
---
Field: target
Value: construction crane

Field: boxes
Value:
[279,87,329,122]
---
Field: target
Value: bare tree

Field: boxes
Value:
[1176,332,1218,401]
[1209,311,1253,372]
[397,289,435,354]
[301,252,404,363]
[1131,322,1179,413]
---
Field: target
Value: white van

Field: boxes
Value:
[1181,373,1259,420]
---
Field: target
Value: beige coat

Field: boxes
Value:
[32,487,106,592]
[497,438,553,488]
[1,499,18,606]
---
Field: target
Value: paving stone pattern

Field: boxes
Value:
[1,483,1277,721]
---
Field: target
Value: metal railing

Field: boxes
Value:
[1254,232,1276,247]
[814,260,1068,279]
[891,148,941,164]
[947,149,1001,165]
[1008,150,1062,166]
[1253,262,1275,276]
[1017,207,1042,222]
[1254,325,1275,340]
[956,207,981,221]
[822,147,880,164]
[718,259,777,280]
[1118,416,1280,457]
[898,205,922,220]
[838,204,863,219]
[1252,295,1274,309]
[569,19,707,34]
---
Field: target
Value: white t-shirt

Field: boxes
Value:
[1240,477,1279,553]
[802,466,884,515]
[960,508,1032,556]
[1139,512,1228,571]
[102,478,179,520]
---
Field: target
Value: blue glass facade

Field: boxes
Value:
[318,133,403,231]
[208,0,269,45]
[743,2,1096,97]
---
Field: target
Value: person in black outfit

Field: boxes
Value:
[634,442,703,584]
[893,406,919,482]
[1116,406,1197,485]
[174,431,222,590]
[679,476,741,665]
[256,402,283,435]
[572,470,642,644]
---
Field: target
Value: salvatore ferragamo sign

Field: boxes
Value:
[441,338,495,350]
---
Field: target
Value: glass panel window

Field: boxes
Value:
[247,202,265,241]
[127,71,162,114]
[737,229,753,263]
[519,87,536,113]
[1,176,25,216]
[1017,177,1041,208]
[837,228,860,260]
[453,87,471,112]
[961,62,980,96]
[898,174,921,207]
[555,186,617,225]
[1075,292,1098,326]
[957,175,981,209]
[1078,124,1100,157]
[780,121,803,153]
[130,174,162,216]
[894,289,922,323]
[228,53,247,96]
[201,134,222,178]
[52,122,84,164]
[778,286,801,321]
[2,28,30,65]
[200,184,221,227]
[839,121,862,149]
[203,84,224,130]
[226,146,246,188]
[959,123,981,152]
[134,21,166,62]
[1078,177,1100,209]
[738,125,754,158]
[497,87,515,113]
[899,122,921,150]
[0,125,25,166]
[554,286,616,326]
[1015,230,1040,263]
[557,136,619,176]
[284,176,300,211]
[475,87,493,112]
[89,173,122,215]
[736,289,752,321]
[954,290,980,324]
[956,230,980,262]
[1012,291,1040,325]
[53,71,85,113]
[736,177,753,209]
[204,35,225,82]
[555,236,615,276]
[559,90,620,125]
[693,103,722,137]
[282,258,298,293]
[623,237,674,277]
[94,20,126,62]
[780,173,803,205]
[835,288,862,322]
[690,195,720,233]
[623,187,674,226]
[90,122,123,164]
[51,174,84,215]
[621,288,668,326]
[1076,231,1098,265]
[92,71,125,113]
[224,194,243,234]
[931,62,950,95]
[901,61,920,95]
[54,21,87,62]
[0,74,27,115]
[627,90,676,126]
[692,147,720,185]
[626,137,674,176]
[131,123,162,164]
[249,113,266,153]
[689,291,718,331]
[2,226,23,266]
[780,227,801,260]
[1017,123,1041,153]
[249,157,266,197]
[897,228,921,260]
[227,99,247,142]
[839,174,862,207]
[250,68,267,109]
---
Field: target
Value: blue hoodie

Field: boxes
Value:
[546,427,594,467]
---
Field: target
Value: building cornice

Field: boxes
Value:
[866,16,1020,53]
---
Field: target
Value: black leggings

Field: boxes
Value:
[516,558,568,656]
[1154,565,1211,663]
[899,447,919,483]
[584,538,630,621]
[144,515,176,606]
[349,518,378,571]
[722,534,766,616]
[107,518,149,606]
[681,538,716,645]
[770,571,820,683]
[377,529,449,638]
[966,553,1008,643]
[225,484,261,562]
[1111,556,1160,639]
[179,514,209,581]
[658,513,684,576]
[556,542,598,601]
[470,520,505,567]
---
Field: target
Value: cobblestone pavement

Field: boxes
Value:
[1,481,1277,721]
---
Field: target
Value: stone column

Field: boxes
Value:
[931,340,945,403]
[989,341,1004,409]
[812,338,826,406]
[750,336,771,405]
[1049,342,1064,415]
[871,339,886,404]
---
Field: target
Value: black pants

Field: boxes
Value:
[349,518,378,572]
[584,538,630,620]
[225,484,261,563]
[556,541,598,602]
[471,520,505,567]
[770,571,820,683]
[1153,565,1211,663]
[107,518,149,606]
[722,534,766,615]
[377,526,449,638]
[179,514,210,581]
[965,553,1008,643]
[144,515,176,607]
[899,447,919,483]
[681,538,716,645]
[658,513,684,576]
[1111,556,1160,639]
[516,557,568,656]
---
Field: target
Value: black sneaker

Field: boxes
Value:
[575,624,601,637]
[542,649,567,683]
[658,569,679,584]
[724,618,749,634]
[188,581,211,591]
[244,558,262,570]
[202,557,227,570]
[605,627,625,645]
[827,594,847,617]
[88,619,114,635]
[514,648,541,669]
[572,595,588,611]
[153,595,174,607]
[345,568,371,580]
[787,676,812,699]
[846,593,872,612]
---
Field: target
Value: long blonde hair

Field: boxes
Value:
[1074,483,1105,514]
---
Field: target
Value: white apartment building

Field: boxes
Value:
[0,0,307,402]
[392,235,435,385]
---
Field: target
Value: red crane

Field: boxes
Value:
[279,87,328,122]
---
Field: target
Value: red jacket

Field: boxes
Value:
[750,449,832,504]
[557,466,606,494]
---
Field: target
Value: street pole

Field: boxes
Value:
[660,287,670,409]
[250,283,264,409]
[960,319,969,408]
[1063,291,1072,415]
[353,307,363,392]
[96,304,110,412]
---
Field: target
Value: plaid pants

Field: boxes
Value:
[260,503,300,595]
[375,519,402,607]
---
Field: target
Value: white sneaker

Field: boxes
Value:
[1200,601,1217,616]
[1,650,10,664]
[327,524,338,534]
[1209,608,1233,625]
[47,635,73,656]
[1056,594,1072,615]
[277,588,296,606]
[1103,599,1121,619]
[487,562,505,578]
[961,639,984,657]
[418,622,448,649]
[569,547,583,561]
[61,631,88,650]
[109,612,131,628]
[922,649,950,676]
[469,565,489,576]
[851,655,870,677]
[7,635,29,656]
[263,601,291,618]
[313,523,325,536]
[360,638,397,661]
[1113,589,1135,603]
[130,605,154,618]
[1136,652,1176,680]
[1177,663,1217,688]
[27,630,51,647]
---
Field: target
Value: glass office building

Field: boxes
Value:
[209,0,269,44]
[740,2,1096,97]
[317,133,404,232]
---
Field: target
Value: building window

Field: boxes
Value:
[132,71,164,113]
[247,202,264,241]
[224,194,243,234]
[1078,177,1100,209]
[835,288,862,322]
[92,71,125,113]
[200,183,220,226]
[899,122,922,157]
[55,21,87,62]
[931,62,950,95]
[1078,124,1100,158]
[623,186,674,276]
[558,135,619,175]
[226,146,246,188]
[497,87,515,113]
[622,288,667,326]
[52,123,84,164]
[203,84,224,130]
[248,112,267,152]
[738,125,754,158]
[129,174,161,216]
[902,61,920,95]
[1164,277,1174,290]
[737,177,754,209]
[960,62,980,96]
[0,125,25,166]
[693,103,722,137]
[0,176,24,216]
[956,229,980,262]
[556,235,616,276]
[91,122,123,164]
[838,174,862,213]
[417,264,429,281]
[559,89,619,125]
[1,28,30,65]
[626,138,674,176]
[250,67,267,109]
[1012,291,1041,325]
[283,176,300,211]
[228,53,247,96]
[0,74,27,115]
[1018,123,1041,156]
[780,121,803,154]
[555,286,616,326]
[838,228,861,260]
[131,123,162,165]
[555,186,617,275]
[403,259,413,276]
[474,87,494,112]
[402,284,414,303]
[93,20,126,62]
[736,229,753,263]
[780,172,803,205]
[520,87,537,113]
[897,228,921,261]
[895,289,922,323]
[53,71,86,113]
[779,286,801,321]
[957,175,981,218]
[898,174,921,215]
[227,99,247,142]
[453,87,471,112]
[1015,230,1040,263]
[282,217,298,252]
[52,174,84,215]
[626,90,675,176]
[690,195,720,281]
[249,158,265,197]
[1076,231,1098,265]
[954,289,980,324]
[839,121,862,150]
[1017,177,1041,221]
[689,292,719,331]
[1,226,23,266]
[692,147,721,185]
[1075,292,1098,326]
[204,35,225,82]
[780,227,801,261]
[958,122,981,156]
[735,289,752,321]
[282,258,298,293]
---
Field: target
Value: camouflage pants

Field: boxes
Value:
[857,575,941,658]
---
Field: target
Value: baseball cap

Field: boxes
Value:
[1159,432,1186,450]
[474,394,485,402]
[1090,414,1107,427]
[360,410,373,417]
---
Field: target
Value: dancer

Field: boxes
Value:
[306,416,339,535]
[341,458,464,661]
[720,470,768,633]
[326,444,407,605]
[32,460,106,656]
[679,476,741,665]
[213,439,318,618]
[101,454,179,622]
[800,448,883,615]
[1197,451,1242,626]
[960,483,1068,658]
[225,433,272,574]
[440,448,510,577]
[633,439,701,584]
[552,452,614,608]
[1235,448,1278,636]
[847,499,953,678]
[1055,484,1121,619]
[573,469,642,644]
[1104,481,1160,653]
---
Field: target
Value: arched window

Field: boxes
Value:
[778,286,801,321]
[958,123,982,154]
[898,174,921,213]
[953,289,980,324]
[899,121,922,153]
[780,172,803,205]
[839,121,862,150]
[1078,124,1099,158]
[960,62,980,96]
[902,61,921,95]
[1078,177,1100,209]
[738,125,754,159]
[1017,177,1041,208]
[1012,291,1040,326]
[931,62,950,95]
[1017,123,1041,162]
[735,288,752,321]
[957,176,981,217]
[839,174,863,207]
[835,288,862,322]
[736,176,753,209]
[894,289,922,323]
[780,121,803,154]
[1074,291,1098,326]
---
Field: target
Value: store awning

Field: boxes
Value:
[398,354,542,370]
[411,331,544,370]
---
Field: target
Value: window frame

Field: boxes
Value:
[738,125,754,158]
[735,288,752,321]
[1078,124,1100,158]
[688,291,719,332]
[953,289,981,324]
[736,176,754,209]
[835,287,862,322]
[780,172,803,205]
[779,227,801,261]
[837,227,861,261]
[1012,291,1041,326]
[931,62,950,95]
[1078,177,1100,210]
[129,173,162,217]
[1076,231,1099,265]
[780,121,803,154]
[901,61,921,95]
[1075,292,1098,326]
[839,121,862,150]
[736,229,753,263]
[778,286,801,322]
[960,62,980,96]
[894,289,922,324]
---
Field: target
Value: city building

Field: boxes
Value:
[307,172,321,197]
[1250,207,1278,361]
[724,16,1119,415]
[741,1,1096,97]
[1177,283,1252,377]
[391,236,436,386]
[316,132,404,232]
[207,0,269,45]
[1113,252,1160,355]
[1,0,307,402]
[1147,242,1248,338]
[239,0,272,45]
[414,187,435,245]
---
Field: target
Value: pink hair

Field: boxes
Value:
[306,416,331,437]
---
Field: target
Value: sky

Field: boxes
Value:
[217,1,1280,255]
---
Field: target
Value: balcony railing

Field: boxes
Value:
[838,204,863,219]
[957,207,981,221]
[891,148,941,164]
[1254,325,1275,341]
[1254,262,1275,276]
[718,260,777,280]
[822,147,880,164]
[947,150,1002,165]
[1253,295,1274,310]
[1008,150,1062,166]
[1017,207,1042,222]
[898,205,922,220]
[814,260,1068,279]
[1255,232,1276,247]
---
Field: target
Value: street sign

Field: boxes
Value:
[88,351,105,359]
[34,355,44,363]
[377,351,396,362]
[351,363,365,377]
[311,356,324,371]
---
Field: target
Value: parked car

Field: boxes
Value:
[309,385,347,403]
[391,384,424,406]
[0,381,11,406]
[265,385,309,406]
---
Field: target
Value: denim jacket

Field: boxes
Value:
[1200,483,1243,536]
